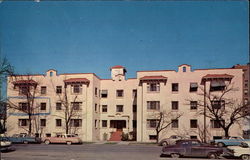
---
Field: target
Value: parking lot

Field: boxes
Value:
[1,143,236,160]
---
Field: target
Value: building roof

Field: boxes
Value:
[64,78,90,84]
[12,80,38,85]
[111,65,125,69]
[140,75,168,80]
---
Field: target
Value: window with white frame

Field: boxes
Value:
[147,119,158,128]
[101,90,108,98]
[147,83,160,92]
[18,119,29,127]
[71,84,82,94]
[71,102,82,110]
[147,101,160,110]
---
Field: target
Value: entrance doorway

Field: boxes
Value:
[110,120,126,131]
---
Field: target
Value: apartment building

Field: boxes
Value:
[6,64,244,142]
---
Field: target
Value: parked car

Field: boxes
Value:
[212,136,250,147]
[43,134,82,145]
[161,139,224,159]
[1,133,42,144]
[0,137,15,152]
[227,141,250,160]
[159,135,187,146]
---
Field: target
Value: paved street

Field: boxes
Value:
[1,143,233,160]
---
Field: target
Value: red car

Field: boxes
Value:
[161,139,224,159]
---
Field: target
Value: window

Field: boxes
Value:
[18,119,29,126]
[171,101,178,110]
[190,119,198,128]
[211,119,225,128]
[116,105,123,112]
[172,83,179,92]
[210,80,225,91]
[19,103,28,112]
[46,133,51,137]
[133,120,137,128]
[56,86,62,94]
[190,101,198,110]
[211,100,225,110]
[147,119,157,128]
[95,104,97,112]
[56,103,62,110]
[149,135,157,140]
[40,119,46,127]
[190,83,198,92]
[190,136,198,139]
[133,105,137,112]
[102,120,107,127]
[41,86,46,94]
[71,102,82,110]
[147,101,160,110]
[50,72,53,77]
[101,90,108,98]
[56,119,62,127]
[95,120,97,128]
[171,119,179,128]
[132,89,137,98]
[183,67,186,72]
[95,87,98,96]
[40,103,46,110]
[244,89,248,96]
[71,84,82,94]
[19,86,28,95]
[102,105,107,113]
[116,90,124,97]
[70,119,82,127]
[147,83,160,92]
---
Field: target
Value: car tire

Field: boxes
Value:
[217,142,224,147]
[208,153,218,159]
[66,141,72,145]
[23,141,28,144]
[170,153,180,158]
[162,141,168,146]
[44,140,50,145]
[242,154,250,160]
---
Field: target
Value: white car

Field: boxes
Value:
[0,140,14,152]
[228,141,250,160]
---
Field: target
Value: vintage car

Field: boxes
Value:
[213,136,250,147]
[43,134,82,145]
[161,139,224,159]
[159,135,187,146]
[1,133,42,144]
[227,141,250,160]
[0,137,15,152]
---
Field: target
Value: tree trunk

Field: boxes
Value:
[224,128,229,138]
[156,131,159,143]
[28,114,32,135]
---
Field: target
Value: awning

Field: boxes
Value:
[139,75,167,85]
[64,78,90,85]
[13,80,38,86]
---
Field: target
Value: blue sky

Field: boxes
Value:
[0,1,248,79]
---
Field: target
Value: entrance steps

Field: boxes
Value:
[109,131,122,141]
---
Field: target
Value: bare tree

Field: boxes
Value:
[154,111,182,143]
[197,84,249,138]
[0,57,14,134]
[50,78,84,134]
[7,75,40,135]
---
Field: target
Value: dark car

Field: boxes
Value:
[161,139,224,159]
[1,133,42,144]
